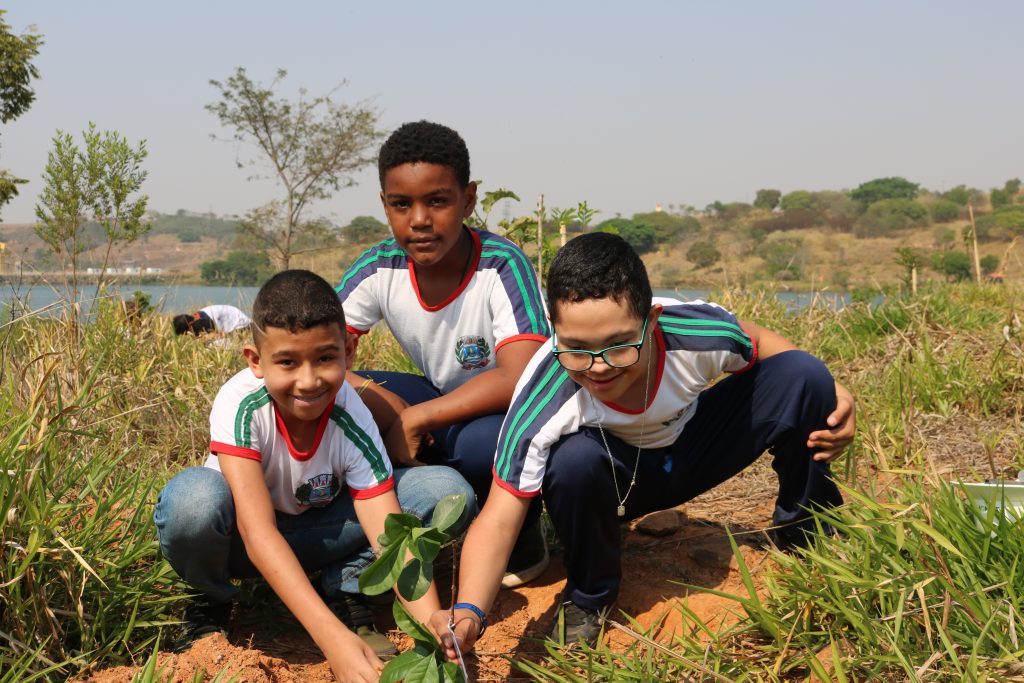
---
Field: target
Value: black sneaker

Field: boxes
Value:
[172,598,232,653]
[548,597,609,647]
[326,591,398,658]
[502,519,550,588]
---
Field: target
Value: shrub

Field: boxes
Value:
[761,237,804,279]
[930,250,973,281]
[177,227,201,243]
[980,254,1000,274]
[630,211,700,243]
[854,199,928,237]
[941,184,973,206]
[753,189,781,210]
[975,206,1024,240]
[686,240,721,268]
[200,250,275,285]
[779,190,814,212]
[928,199,961,223]
[752,209,818,233]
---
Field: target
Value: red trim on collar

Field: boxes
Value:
[603,323,666,415]
[273,403,332,461]
[408,227,480,312]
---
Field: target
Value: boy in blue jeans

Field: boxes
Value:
[337,121,550,587]
[154,270,475,680]
[430,232,856,653]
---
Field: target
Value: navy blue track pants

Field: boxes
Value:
[542,350,844,610]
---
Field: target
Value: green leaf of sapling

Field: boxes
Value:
[383,511,422,541]
[409,527,443,563]
[397,556,433,602]
[358,538,407,595]
[429,494,467,536]
[392,598,437,647]
[380,650,424,683]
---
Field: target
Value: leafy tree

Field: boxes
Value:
[779,190,814,212]
[0,11,43,218]
[86,125,149,293]
[200,250,274,286]
[928,199,960,223]
[206,67,384,269]
[930,251,972,282]
[34,124,149,304]
[341,214,389,243]
[851,177,919,205]
[753,189,781,211]
[594,219,657,254]
[686,240,721,268]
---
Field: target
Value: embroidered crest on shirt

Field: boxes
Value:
[295,473,340,507]
[454,335,491,370]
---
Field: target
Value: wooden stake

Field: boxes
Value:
[537,194,544,287]
[968,204,982,284]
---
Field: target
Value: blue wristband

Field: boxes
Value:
[453,602,487,634]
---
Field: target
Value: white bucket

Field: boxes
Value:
[958,480,1024,530]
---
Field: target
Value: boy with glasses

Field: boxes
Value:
[428,231,856,651]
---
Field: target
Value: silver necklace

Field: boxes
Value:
[588,329,654,517]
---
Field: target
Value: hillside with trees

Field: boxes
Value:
[2,175,1021,291]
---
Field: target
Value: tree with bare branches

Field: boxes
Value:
[206,67,383,269]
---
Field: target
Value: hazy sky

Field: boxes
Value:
[1,1,1022,228]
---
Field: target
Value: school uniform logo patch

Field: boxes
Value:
[455,335,491,370]
[295,472,340,507]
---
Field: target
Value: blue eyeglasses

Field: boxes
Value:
[551,317,649,372]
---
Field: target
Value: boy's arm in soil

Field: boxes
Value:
[352,490,443,626]
[741,320,856,462]
[428,482,530,662]
[382,339,543,467]
[218,455,384,683]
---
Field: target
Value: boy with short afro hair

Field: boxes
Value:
[429,232,855,653]
[155,270,475,680]
[337,121,551,588]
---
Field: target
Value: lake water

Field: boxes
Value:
[2,283,852,318]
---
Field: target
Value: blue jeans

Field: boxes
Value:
[153,465,476,604]
[355,371,543,529]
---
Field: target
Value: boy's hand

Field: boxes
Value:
[384,405,433,467]
[808,382,856,462]
[325,629,384,682]
[428,609,481,663]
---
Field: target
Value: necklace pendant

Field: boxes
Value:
[617,504,626,517]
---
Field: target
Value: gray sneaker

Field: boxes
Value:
[548,597,609,648]
[326,591,398,658]
[501,519,550,588]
